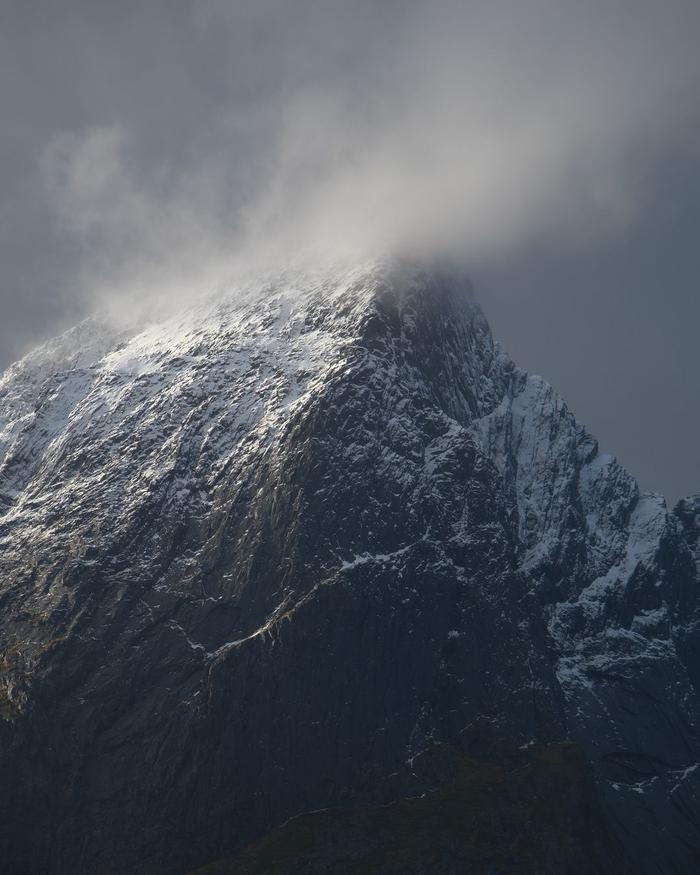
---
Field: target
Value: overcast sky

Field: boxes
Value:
[1,0,699,502]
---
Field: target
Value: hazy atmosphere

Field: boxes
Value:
[1,0,699,500]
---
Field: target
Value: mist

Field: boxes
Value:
[2,0,700,498]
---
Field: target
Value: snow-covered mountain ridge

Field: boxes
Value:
[0,260,699,873]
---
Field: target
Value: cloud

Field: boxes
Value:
[38,1,700,309]
[40,124,241,321]
[239,0,700,264]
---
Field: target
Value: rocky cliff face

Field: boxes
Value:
[0,260,698,873]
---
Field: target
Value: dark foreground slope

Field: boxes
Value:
[0,261,698,873]
[192,744,615,875]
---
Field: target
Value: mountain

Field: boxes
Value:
[0,260,698,874]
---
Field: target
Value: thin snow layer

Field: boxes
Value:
[467,338,698,796]
[472,372,645,576]
[0,263,387,601]
[549,491,671,703]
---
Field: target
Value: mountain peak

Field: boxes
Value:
[1,260,699,874]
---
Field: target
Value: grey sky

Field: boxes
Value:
[0,0,698,502]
